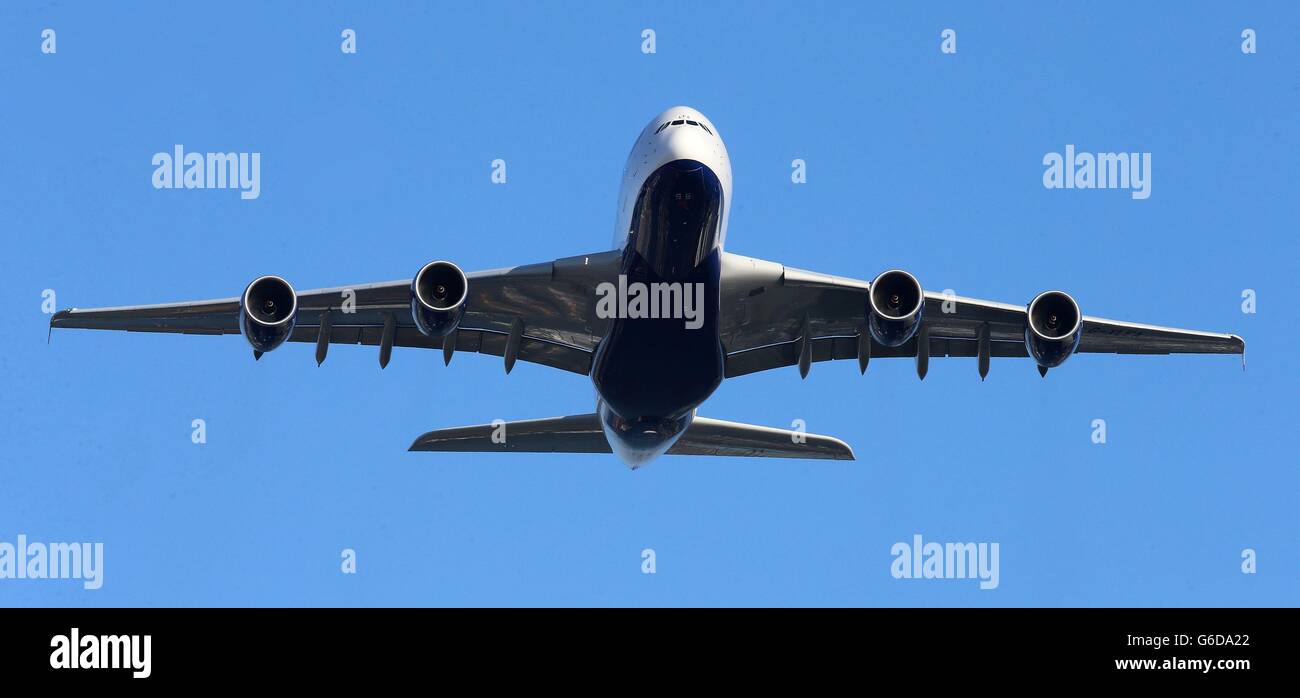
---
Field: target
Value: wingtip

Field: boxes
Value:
[407,432,433,452]
[48,309,71,344]
[1232,334,1246,370]
[828,436,856,461]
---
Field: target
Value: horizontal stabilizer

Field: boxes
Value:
[670,416,853,459]
[409,414,611,454]
[409,414,854,460]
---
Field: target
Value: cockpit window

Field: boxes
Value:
[657,119,714,136]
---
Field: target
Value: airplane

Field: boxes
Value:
[50,106,1245,468]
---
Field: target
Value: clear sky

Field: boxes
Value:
[1,2,1296,607]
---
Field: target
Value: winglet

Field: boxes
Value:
[1235,334,1246,371]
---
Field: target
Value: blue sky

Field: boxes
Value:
[1,1,1296,606]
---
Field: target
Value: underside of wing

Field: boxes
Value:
[724,333,1030,377]
[50,251,623,375]
[50,299,240,335]
[1077,317,1245,355]
[718,252,1245,378]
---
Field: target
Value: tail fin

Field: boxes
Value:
[409,413,854,460]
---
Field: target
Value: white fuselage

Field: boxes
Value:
[613,107,733,251]
[592,107,735,467]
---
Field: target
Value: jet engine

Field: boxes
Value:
[240,275,298,353]
[867,269,924,347]
[1024,290,1082,368]
[411,260,468,337]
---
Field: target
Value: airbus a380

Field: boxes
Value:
[51,107,1245,468]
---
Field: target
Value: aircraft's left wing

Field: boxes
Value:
[50,251,623,375]
[719,252,1245,378]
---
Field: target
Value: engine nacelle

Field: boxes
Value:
[411,260,468,337]
[867,269,924,347]
[1024,290,1082,368]
[240,275,298,353]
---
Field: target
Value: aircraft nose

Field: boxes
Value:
[659,119,713,159]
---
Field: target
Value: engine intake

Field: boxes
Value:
[411,260,468,337]
[867,269,924,347]
[240,275,298,353]
[1024,290,1082,368]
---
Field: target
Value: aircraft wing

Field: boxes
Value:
[50,251,623,375]
[718,252,1245,378]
